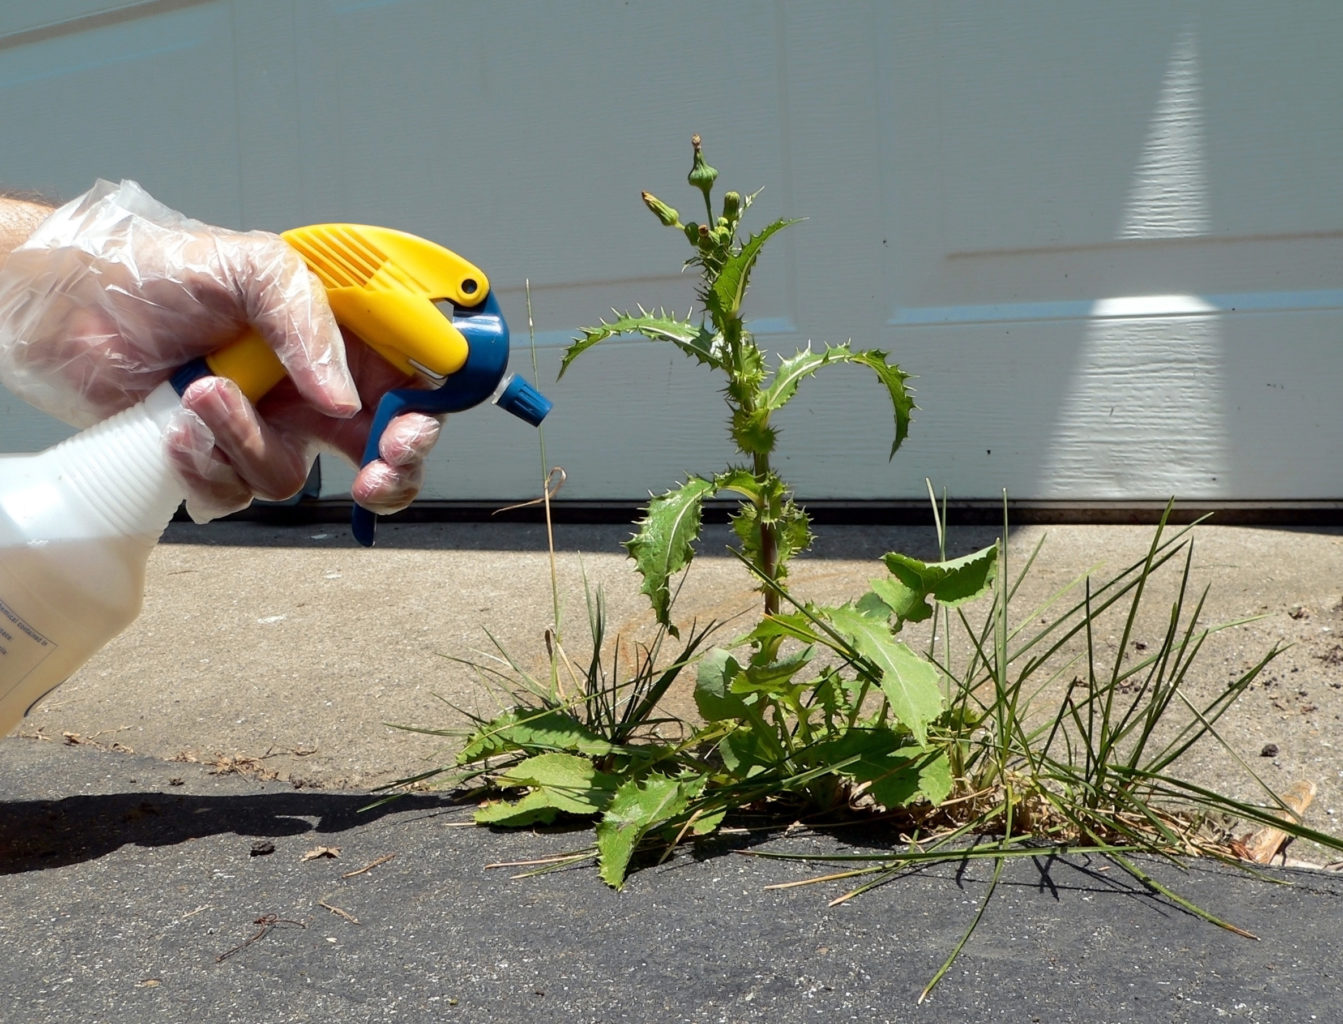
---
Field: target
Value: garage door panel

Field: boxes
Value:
[0,3,242,224]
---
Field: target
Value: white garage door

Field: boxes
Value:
[1,1,1339,505]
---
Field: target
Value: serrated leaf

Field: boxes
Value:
[726,474,812,585]
[498,752,617,803]
[456,707,620,765]
[731,407,777,456]
[847,349,915,457]
[761,344,914,459]
[824,604,943,746]
[712,467,764,503]
[870,543,999,626]
[475,752,618,827]
[595,775,700,888]
[743,646,814,689]
[760,344,833,412]
[561,310,722,378]
[704,218,800,324]
[625,476,719,631]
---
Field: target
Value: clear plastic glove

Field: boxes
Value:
[0,179,441,522]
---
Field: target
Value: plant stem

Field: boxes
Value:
[753,450,780,618]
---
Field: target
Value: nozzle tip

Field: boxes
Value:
[494,375,551,427]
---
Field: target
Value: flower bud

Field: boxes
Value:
[687,134,718,198]
[721,191,741,219]
[696,222,714,253]
[642,191,680,227]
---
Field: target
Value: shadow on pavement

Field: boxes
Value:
[0,787,457,874]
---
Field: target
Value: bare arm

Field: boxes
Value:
[0,192,56,266]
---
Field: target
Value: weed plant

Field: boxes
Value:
[390,137,1343,1001]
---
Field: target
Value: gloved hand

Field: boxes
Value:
[0,180,441,522]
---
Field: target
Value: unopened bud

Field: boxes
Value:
[687,134,718,198]
[722,191,741,219]
[642,191,680,227]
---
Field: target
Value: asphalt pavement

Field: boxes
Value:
[2,518,1343,1022]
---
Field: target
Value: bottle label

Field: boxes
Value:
[0,596,57,697]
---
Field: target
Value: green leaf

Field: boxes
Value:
[712,467,764,503]
[625,476,719,631]
[726,474,812,585]
[474,789,562,827]
[561,309,722,378]
[718,726,770,777]
[748,611,823,648]
[731,407,777,456]
[870,543,999,625]
[474,752,618,826]
[860,743,953,809]
[802,730,953,809]
[761,344,914,459]
[823,604,943,746]
[595,775,701,888]
[742,645,814,691]
[847,349,915,458]
[703,218,800,324]
[456,707,620,765]
[760,344,833,412]
[694,647,750,723]
[498,752,617,803]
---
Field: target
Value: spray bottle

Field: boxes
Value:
[0,224,550,736]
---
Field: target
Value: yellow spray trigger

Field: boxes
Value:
[169,221,550,547]
[185,224,486,404]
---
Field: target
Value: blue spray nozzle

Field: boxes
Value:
[351,292,551,547]
[494,374,552,426]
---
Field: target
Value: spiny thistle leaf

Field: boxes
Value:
[712,466,764,503]
[731,407,777,456]
[625,475,720,632]
[561,309,722,377]
[596,774,702,888]
[847,349,915,458]
[703,218,800,324]
[763,344,915,459]
[731,501,812,586]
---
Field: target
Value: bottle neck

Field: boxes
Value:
[48,382,186,541]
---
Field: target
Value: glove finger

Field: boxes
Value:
[177,377,315,505]
[253,330,425,468]
[207,233,360,419]
[351,456,426,516]
[162,406,254,523]
[378,411,443,467]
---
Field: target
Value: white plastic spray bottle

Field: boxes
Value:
[0,224,549,736]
